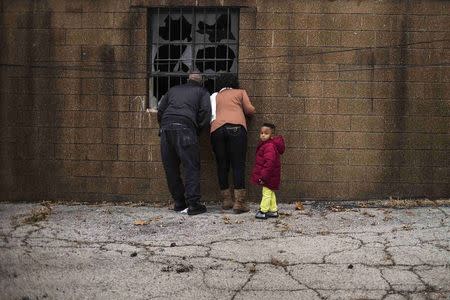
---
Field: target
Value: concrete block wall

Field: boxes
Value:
[0,0,448,203]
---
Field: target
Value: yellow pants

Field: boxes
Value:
[260,186,278,213]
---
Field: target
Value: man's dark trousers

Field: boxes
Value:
[160,123,200,210]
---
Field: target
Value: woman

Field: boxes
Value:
[210,73,255,213]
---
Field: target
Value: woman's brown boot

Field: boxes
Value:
[233,189,250,213]
[221,189,234,210]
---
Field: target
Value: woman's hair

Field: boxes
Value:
[216,73,239,90]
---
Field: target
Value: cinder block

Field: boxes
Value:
[323,81,355,98]
[307,31,341,47]
[302,132,334,148]
[334,132,384,149]
[239,30,273,47]
[98,95,130,112]
[114,78,147,95]
[79,144,118,160]
[118,178,151,194]
[134,162,164,178]
[254,80,289,97]
[290,81,323,98]
[103,128,135,144]
[256,13,290,30]
[113,11,147,29]
[70,161,102,177]
[305,98,337,114]
[298,165,333,181]
[102,161,135,178]
[118,112,153,128]
[82,13,114,28]
[341,31,376,47]
[338,99,372,115]
[74,128,102,143]
[351,116,384,132]
[240,11,256,30]
[134,129,160,145]
[262,97,305,114]
[118,144,152,161]
[255,0,294,13]
[52,12,82,28]
[85,177,119,194]
[273,30,307,47]
[82,111,119,128]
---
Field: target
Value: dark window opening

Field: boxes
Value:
[148,7,239,108]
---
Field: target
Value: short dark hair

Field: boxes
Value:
[262,123,276,131]
[216,73,239,90]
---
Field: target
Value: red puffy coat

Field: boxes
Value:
[250,136,285,190]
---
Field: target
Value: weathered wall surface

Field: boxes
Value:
[1,0,448,203]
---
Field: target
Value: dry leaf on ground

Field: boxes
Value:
[133,215,162,226]
[22,203,52,224]
[134,219,149,226]
[270,257,288,267]
[223,216,231,224]
[295,201,304,210]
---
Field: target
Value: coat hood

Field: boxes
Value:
[271,135,285,155]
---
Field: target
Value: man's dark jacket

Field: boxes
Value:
[157,81,211,134]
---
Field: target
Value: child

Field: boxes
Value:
[251,123,285,219]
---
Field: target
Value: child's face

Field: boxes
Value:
[260,126,273,142]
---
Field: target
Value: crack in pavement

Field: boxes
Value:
[1,203,449,299]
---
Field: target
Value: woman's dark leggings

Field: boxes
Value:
[211,124,247,190]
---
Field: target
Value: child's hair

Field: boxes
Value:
[262,123,276,131]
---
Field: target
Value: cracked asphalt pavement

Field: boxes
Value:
[0,202,449,300]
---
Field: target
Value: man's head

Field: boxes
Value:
[260,123,276,142]
[188,70,203,83]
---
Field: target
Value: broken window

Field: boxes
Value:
[148,7,239,108]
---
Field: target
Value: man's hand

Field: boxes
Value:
[258,178,264,185]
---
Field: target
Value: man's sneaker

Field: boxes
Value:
[255,210,267,219]
[177,208,188,214]
[266,211,279,218]
[187,203,207,216]
[174,204,188,212]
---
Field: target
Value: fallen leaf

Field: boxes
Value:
[134,219,149,226]
[295,201,304,211]
[402,224,413,231]
[235,220,244,224]
[361,211,375,218]
[223,216,231,224]
[270,257,288,267]
[329,205,346,212]
[22,203,52,224]
[176,264,193,273]
[133,215,162,226]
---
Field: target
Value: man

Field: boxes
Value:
[157,71,211,215]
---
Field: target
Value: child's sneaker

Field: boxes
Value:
[255,210,267,219]
[266,211,279,218]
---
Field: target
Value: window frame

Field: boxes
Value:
[147,6,240,109]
